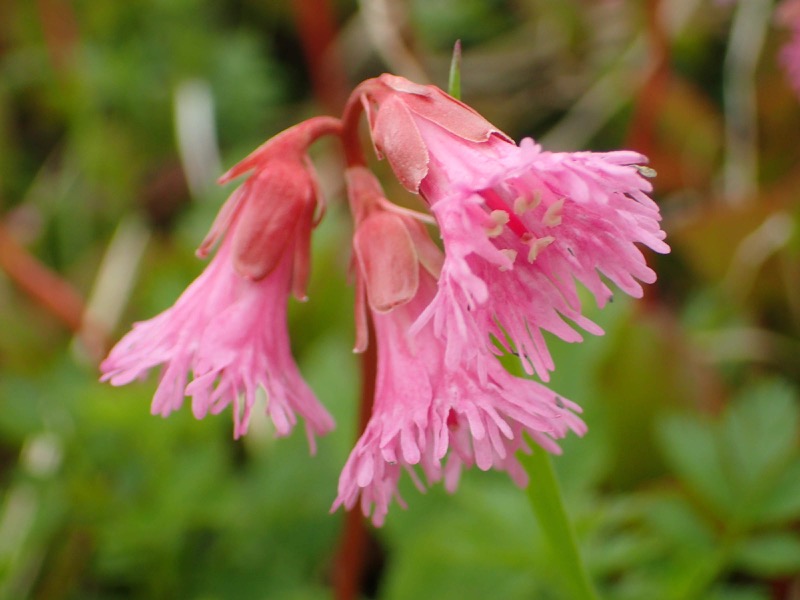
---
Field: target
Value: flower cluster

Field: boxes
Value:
[101,74,669,525]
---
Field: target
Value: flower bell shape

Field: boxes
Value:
[333,167,586,526]
[100,117,340,444]
[357,75,670,380]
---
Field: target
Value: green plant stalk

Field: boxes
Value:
[519,440,600,600]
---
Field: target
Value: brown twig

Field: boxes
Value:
[625,0,670,156]
[0,222,88,335]
[34,0,79,74]
[290,0,349,112]
[625,0,670,314]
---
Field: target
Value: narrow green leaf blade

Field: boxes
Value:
[448,40,462,100]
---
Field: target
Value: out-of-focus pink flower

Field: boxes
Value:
[778,0,800,98]
[358,75,669,381]
[101,117,340,444]
[334,167,585,526]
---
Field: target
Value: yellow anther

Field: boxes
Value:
[486,209,510,237]
[543,198,564,227]
[526,235,555,263]
[513,191,542,215]
[498,249,517,270]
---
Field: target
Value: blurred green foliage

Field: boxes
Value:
[1,0,799,599]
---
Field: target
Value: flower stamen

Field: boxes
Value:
[513,191,542,215]
[486,210,510,237]
[521,234,555,263]
[543,198,565,227]
[498,249,517,270]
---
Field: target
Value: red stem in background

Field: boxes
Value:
[626,0,669,312]
[626,0,670,156]
[625,0,727,418]
[34,0,79,74]
[0,222,105,350]
[290,0,349,112]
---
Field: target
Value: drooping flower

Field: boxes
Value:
[357,75,670,380]
[101,70,670,526]
[333,167,586,525]
[101,117,340,444]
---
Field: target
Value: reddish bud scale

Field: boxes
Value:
[231,162,315,281]
[356,74,511,193]
[353,212,419,314]
[200,116,340,295]
[345,166,445,353]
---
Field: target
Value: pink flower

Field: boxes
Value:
[333,168,586,526]
[359,75,669,381]
[101,117,340,444]
[101,74,670,525]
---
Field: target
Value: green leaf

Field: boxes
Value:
[381,476,549,600]
[657,415,736,516]
[732,532,800,576]
[756,457,800,524]
[722,380,798,495]
[640,494,716,551]
[705,585,771,600]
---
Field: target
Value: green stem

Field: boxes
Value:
[519,441,600,600]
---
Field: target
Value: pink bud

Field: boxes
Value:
[371,95,430,193]
[198,117,338,282]
[345,166,444,352]
[377,74,510,144]
[353,211,420,313]
[359,74,512,192]
[231,161,315,281]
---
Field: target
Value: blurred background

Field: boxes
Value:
[1,0,800,598]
